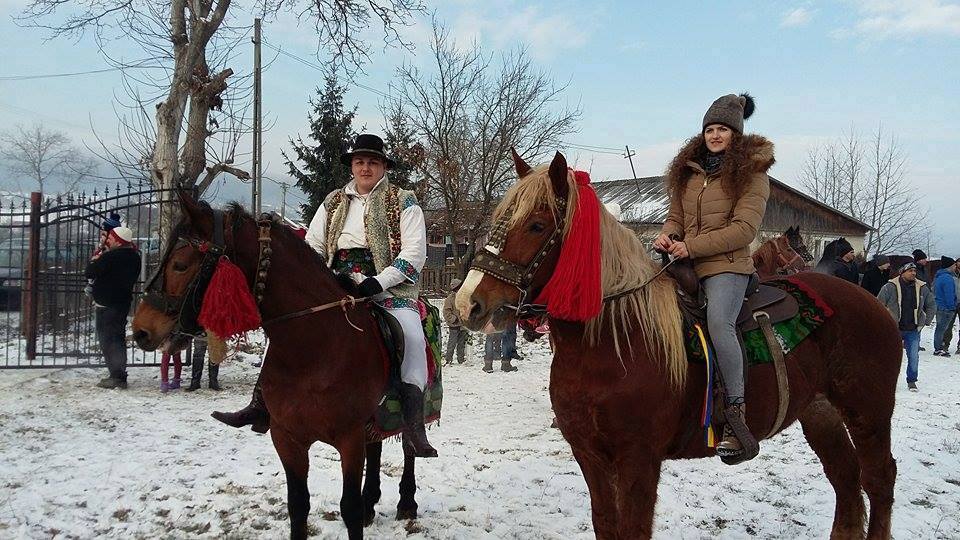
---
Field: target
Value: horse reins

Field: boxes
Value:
[244,215,371,331]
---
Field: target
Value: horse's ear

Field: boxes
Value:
[548,151,569,200]
[176,186,212,236]
[511,147,532,178]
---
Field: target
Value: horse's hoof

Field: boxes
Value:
[395,507,418,521]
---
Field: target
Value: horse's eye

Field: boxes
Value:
[173,262,188,272]
[529,222,546,233]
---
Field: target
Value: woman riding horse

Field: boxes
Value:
[652,93,773,461]
[212,134,437,458]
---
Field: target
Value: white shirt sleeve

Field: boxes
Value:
[374,203,427,291]
[304,203,327,259]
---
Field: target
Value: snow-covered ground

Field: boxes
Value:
[1,331,959,539]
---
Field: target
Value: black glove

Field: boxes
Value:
[358,277,383,298]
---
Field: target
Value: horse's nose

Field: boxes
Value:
[133,329,152,349]
[469,298,484,321]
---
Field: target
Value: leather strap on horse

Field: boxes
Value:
[262,295,369,331]
[753,311,790,439]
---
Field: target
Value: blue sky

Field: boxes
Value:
[1,0,958,252]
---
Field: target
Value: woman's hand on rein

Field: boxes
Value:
[653,233,673,252]
[668,241,690,259]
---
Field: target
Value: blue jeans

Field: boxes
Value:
[933,310,955,351]
[901,330,920,383]
[501,324,518,359]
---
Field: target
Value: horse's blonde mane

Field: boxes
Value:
[496,165,687,388]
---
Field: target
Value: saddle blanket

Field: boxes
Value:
[686,276,834,365]
[366,299,444,442]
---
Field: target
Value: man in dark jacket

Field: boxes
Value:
[814,237,859,284]
[913,248,931,350]
[85,226,141,389]
[860,254,891,296]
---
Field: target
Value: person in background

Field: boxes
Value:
[85,226,141,389]
[878,262,936,392]
[953,268,960,354]
[160,351,182,392]
[814,237,859,284]
[442,279,468,366]
[912,248,931,351]
[500,323,522,367]
[932,256,959,357]
[185,333,221,391]
[483,330,508,373]
[860,254,891,296]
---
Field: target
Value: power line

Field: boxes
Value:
[260,40,392,100]
[560,141,624,152]
[0,59,161,81]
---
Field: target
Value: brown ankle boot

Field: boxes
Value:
[500,359,518,372]
[211,377,269,433]
[399,383,438,458]
[482,359,494,373]
[716,402,759,462]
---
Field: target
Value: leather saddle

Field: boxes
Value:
[371,306,405,381]
[665,258,799,333]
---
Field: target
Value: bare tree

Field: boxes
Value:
[18,0,424,233]
[799,125,926,254]
[0,123,97,195]
[392,21,580,270]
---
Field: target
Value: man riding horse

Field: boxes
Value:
[212,134,438,458]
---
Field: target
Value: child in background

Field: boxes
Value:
[160,352,182,392]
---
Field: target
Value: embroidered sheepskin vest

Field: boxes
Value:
[323,178,421,301]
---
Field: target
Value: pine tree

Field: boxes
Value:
[283,72,356,222]
[382,102,423,195]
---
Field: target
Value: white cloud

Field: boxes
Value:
[781,7,814,27]
[848,0,960,39]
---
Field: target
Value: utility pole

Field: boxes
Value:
[624,145,641,195]
[252,18,262,214]
[279,182,288,220]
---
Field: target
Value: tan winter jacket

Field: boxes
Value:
[661,134,774,279]
[442,293,461,327]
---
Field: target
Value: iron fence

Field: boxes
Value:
[0,183,179,368]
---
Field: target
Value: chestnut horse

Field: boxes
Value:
[132,193,421,539]
[456,152,899,539]
[752,226,813,279]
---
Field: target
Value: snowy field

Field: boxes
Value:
[1,331,959,539]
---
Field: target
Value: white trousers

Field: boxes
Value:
[385,306,428,391]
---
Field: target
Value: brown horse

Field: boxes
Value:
[456,152,899,539]
[131,193,421,539]
[752,226,813,279]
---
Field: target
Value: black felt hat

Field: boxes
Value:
[340,134,396,168]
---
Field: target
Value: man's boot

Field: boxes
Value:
[482,359,494,373]
[500,358,518,372]
[211,376,269,433]
[208,363,221,391]
[399,383,438,458]
[185,357,203,392]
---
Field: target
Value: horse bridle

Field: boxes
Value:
[773,236,811,273]
[143,209,275,338]
[469,198,567,319]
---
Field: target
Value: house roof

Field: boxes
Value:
[593,176,873,231]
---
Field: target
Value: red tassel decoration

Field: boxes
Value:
[198,257,262,339]
[534,170,602,321]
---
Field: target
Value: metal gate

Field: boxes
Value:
[0,183,177,368]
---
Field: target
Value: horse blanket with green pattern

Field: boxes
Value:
[687,276,834,365]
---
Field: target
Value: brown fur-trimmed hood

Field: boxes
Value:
[666,134,775,201]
